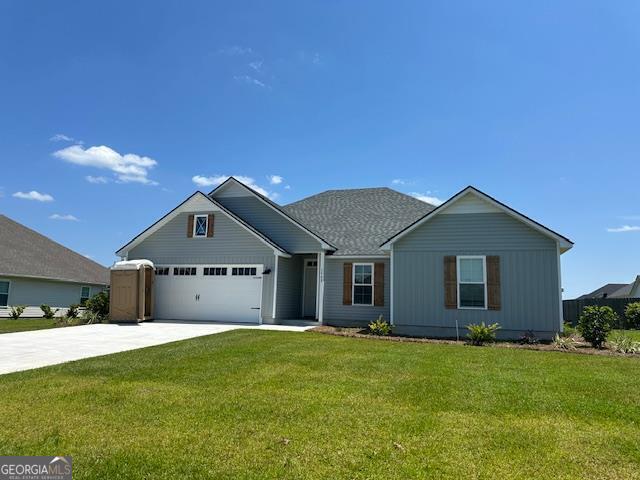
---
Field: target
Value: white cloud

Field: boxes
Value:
[234,75,267,88]
[391,179,406,185]
[268,175,283,185]
[218,46,253,56]
[620,215,640,221]
[410,192,444,206]
[607,225,640,233]
[284,185,291,190]
[53,145,158,185]
[248,60,263,72]
[50,133,82,144]
[49,214,79,221]
[13,191,54,202]
[192,175,273,198]
[85,175,109,184]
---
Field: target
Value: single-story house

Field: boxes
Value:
[0,215,109,317]
[577,276,640,299]
[116,178,573,339]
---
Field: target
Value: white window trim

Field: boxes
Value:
[0,280,10,308]
[192,214,209,238]
[456,255,488,310]
[80,285,91,304]
[352,262,374,306]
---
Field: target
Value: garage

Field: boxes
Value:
[154,264,263,323]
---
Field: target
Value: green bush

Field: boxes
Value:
[368,316,391,336]
[578,305,616,348]
[608,332,640,354]
[40,304,59,320]
[81,310,103,325]
[624,302,640,329]
[466,322,500,346]
[85,291,109,319]
[9,305,25,320]
[66,304,80,319]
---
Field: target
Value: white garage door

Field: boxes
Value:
[154,265,263,323]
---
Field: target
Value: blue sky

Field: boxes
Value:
[1,1,638,298]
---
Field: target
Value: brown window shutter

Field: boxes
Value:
[187,214,194,238]
[207,214,214,237]
[374,262,384,306]
[343,262,353,305]
[444,256,457,309]
[487,256,501,310]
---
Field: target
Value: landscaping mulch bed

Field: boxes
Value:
[310,326,639,358]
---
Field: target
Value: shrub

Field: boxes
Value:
[66,304,80,319]
[552,333,577,350]
[85,291,109,319]
[578,306,616,348]
[368,316,391,336]
[40,304,59,320]
[624,302,640,330]
[608,332,640,354]
[518,330,539,345]
[81,310,102,325]
[466,322,500,346]
[9,305,25,320]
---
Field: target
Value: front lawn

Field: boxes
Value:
[0,330,638,479]
[0,318,57,334]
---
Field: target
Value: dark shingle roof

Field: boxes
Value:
[577,283,629,300]
[0,215,109,285]
[283,188,436,256]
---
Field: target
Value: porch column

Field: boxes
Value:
[317,251,326,324]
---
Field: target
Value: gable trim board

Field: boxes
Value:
[380,186,574,253]
[116,192,291,258]
[209,177,338,251]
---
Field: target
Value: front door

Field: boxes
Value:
[303,260,318,318]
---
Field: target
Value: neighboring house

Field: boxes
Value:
[116,178,573,339]
[577,276,640,299]
[0,215,109,317]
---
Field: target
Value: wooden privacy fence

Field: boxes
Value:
[563,297,640,327]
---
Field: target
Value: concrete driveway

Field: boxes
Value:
[0,321,311,375]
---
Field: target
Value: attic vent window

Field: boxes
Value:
[193,215,208,237]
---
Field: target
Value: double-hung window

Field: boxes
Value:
[193,215,208,237]
[80,286,91,306]
[457,256,487,309]
[353,263,373,305]
[0,281,9,307]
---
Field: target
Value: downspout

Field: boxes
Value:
[390,244,394,326]
[557,242,563,333]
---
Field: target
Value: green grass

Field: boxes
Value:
[0,330,639,479]
[0,317,58,334]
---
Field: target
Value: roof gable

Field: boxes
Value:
[209,177,337,250]
[380,186,574,253]
[115,192,290,257]
[0,215,109,285]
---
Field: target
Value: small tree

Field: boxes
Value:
[624,302,640,330]
[9,305,25,320]
[85,291,109,319]
[40,304,59,320]
[578,305,616,348]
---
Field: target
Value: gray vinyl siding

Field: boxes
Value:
[274,255,305,319]
[0,276,106,318]
[214,196,323,253]
[393,212,561,339]
[323,257,390,327]
[127,211,277,321]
